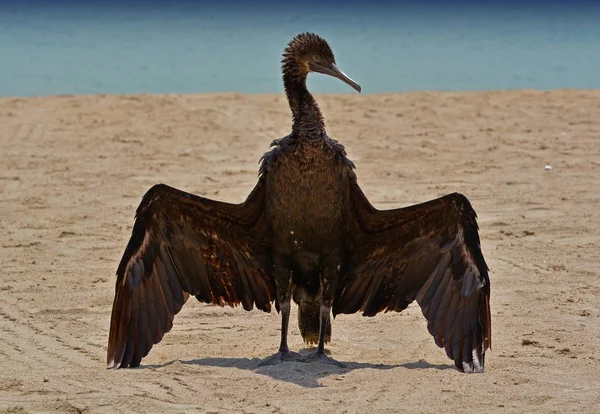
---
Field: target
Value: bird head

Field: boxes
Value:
[283,32,361,93]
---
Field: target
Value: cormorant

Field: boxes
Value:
[107,32,491,373]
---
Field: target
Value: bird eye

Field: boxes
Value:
[312,55,321,63]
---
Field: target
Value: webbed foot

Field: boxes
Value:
[259,351,302,367]
[303,352,346,368]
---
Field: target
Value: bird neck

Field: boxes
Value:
[283,64,326,139]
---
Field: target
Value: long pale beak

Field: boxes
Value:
[311,62,361,93]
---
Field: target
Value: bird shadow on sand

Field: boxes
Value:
[143,349,453,388]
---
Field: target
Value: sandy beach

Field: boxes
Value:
[1,90,599,413]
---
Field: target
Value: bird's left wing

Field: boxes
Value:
[334,180,491,373]
[107,182,275,369]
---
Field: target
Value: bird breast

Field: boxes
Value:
[266,143,348,254]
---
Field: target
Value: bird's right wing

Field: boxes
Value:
[335,179,491,373]
[107,182,275,369]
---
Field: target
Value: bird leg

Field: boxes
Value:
[304,256,345,367]
[316,303,331,355]
[278,300,292,354]
[302,301,344,367]
[259,260,301,366]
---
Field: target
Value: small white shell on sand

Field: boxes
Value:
[545,165,553,171]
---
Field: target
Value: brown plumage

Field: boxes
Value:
[107,32,491,373]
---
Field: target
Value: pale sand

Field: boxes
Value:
[0,90,599,413]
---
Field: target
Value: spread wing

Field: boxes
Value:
[334,180,491,373]
[107,182,275,369]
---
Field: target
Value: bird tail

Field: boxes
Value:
[298,301,331,345]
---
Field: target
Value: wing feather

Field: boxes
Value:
[335,180,491,373]
[107,182,275,369]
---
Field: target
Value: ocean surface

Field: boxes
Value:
[1,1,599,97]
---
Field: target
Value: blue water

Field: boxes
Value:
[1,1,599,96]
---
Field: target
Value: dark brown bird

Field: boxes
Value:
[107,32,491,373]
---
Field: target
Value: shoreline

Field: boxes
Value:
[2,87,600,101]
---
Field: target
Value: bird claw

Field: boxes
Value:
[258,351,302,366]
[303,352,346,368]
